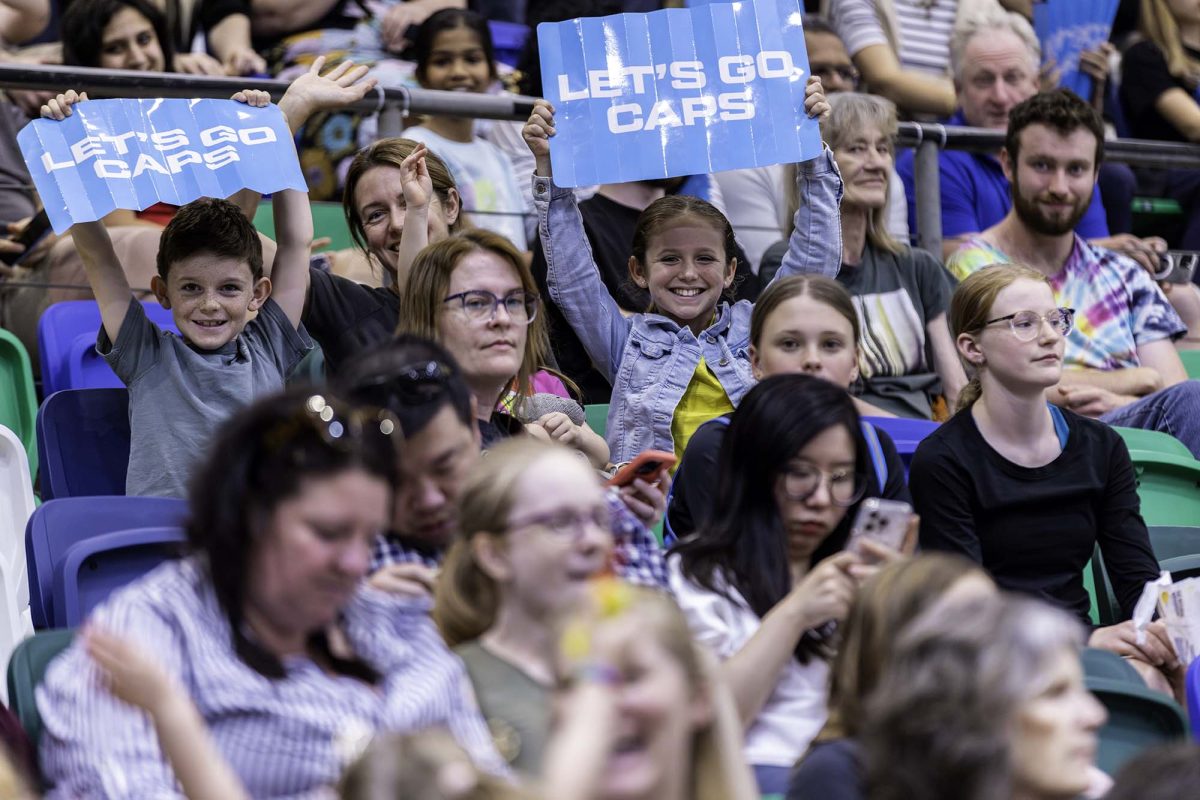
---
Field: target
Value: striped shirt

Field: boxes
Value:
[39,558,505,799]
[370,491,670,590]
[831,0,957,77]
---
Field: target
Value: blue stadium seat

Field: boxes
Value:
[36,389,130,501]
[25,497,187,629]
[38,300,178,395]
[861,416,939,473]
[53,526,186,627]
[489,20,530,68]
[1187,659,1200,742]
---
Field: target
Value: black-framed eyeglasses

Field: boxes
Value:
[508,505,612,539]
[443,289,539,325]
[984,308,1075,342]
[781,464,867,507]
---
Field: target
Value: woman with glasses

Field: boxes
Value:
[433,437,615,775]
[38,387,505,797]
[910,265,1182,697]
[668,373,906,795]
[397,227,608,464]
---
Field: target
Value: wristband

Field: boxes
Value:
[572,662,621,687]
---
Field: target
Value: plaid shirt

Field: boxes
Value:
[371,491,670,590]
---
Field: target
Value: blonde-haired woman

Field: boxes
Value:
[815,91,964,418]
[544,582,757,800]
[908,265,1184,697]
[434,437,615,775]
[1120,0,1200,249]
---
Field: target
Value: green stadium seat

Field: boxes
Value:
[253,201,353,252]
[585,403,609,439]
[1179,350,1200,381]
[0,327,37,476]
[1124,450,1200,527]
[1113,427,1191,459]
[1087,675,1188,776]
[7,628,73,752]
[1148,525,1200,561]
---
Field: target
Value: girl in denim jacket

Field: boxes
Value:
[523,79,842,465]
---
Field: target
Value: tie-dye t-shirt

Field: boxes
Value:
[946,235,1184,371]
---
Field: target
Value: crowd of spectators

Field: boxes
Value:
[3,1,1200,799]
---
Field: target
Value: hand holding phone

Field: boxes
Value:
[845,498,913,561]
[607,449,676,488]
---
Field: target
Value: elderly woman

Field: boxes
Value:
[863,593,1108,800]
[37,388,504,797]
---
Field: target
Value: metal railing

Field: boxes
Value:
[5,63,1200,261]
[898,121,1200,257]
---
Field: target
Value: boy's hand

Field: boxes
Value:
[804,76,830,122]
[400,142,432,210]
[230,89,271,108]
[41,89,87,120]
[523,99,556,177]
[277,55,378,132]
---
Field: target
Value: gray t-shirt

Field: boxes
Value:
[99,297,311,497]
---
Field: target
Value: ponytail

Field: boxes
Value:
[955,377,982,413]
[433,540,498,647]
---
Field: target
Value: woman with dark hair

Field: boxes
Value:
[862,594,1107,800]
[61,0,175,73]
[668,373,908,794]
[37,388,504,797]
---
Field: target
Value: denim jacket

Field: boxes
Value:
[534,147,843,463]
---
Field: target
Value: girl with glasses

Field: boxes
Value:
[910,265,1183,699]
[668,374,910,794]
[434,437,615,776]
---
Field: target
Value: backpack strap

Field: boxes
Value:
[663,415,732,546]
[860,420,888,494]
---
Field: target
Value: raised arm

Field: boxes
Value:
[769,78,843,284]
[393,142,433,295]
[0,0,50,45]
[525,100,631,382]
[42,91,133,342]
[276,56,377,135]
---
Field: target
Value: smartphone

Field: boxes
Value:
[0,209,51,266]
[607,449,677,488]
[845,498,912,558]
[1154,251,1199,284]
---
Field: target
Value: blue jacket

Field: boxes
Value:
[533,147,844,463]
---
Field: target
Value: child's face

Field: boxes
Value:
[419,26,492,94]
[151,253,269,350]
[631,219,733,331]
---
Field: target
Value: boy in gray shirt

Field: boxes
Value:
[44,89,314,497]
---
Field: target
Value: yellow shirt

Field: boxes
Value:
[671,358,735,468]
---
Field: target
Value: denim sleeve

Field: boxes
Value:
[771,144,844,284]
[534,175,632,382]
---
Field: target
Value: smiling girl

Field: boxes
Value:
[523,82,839,465]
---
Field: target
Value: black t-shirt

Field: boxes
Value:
[910,408,1159,626]
[532,192,761,405]
[302,267,400,379]
[788,739,864,800]
[667,414,911,542]
[1120,39,1200,143]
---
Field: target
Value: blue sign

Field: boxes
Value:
[1033,0,1119,101]
[538,0,820,187]
[18,98,306,233]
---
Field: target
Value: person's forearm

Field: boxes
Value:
[208,14,254,63]
[251,0,339,39]
[576,426,610,470]
[720,593,810,728]
[269,188,315,325]
[152,694,249,800]
[853,45,956,118]
[542,683,617,800]
[0,0,50,44]
[394,205,429,296]
[1057,366,1164,396]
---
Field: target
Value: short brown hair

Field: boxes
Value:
[1004,89,1104,169]
[750,274,860,349]
[156,197,262,281]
